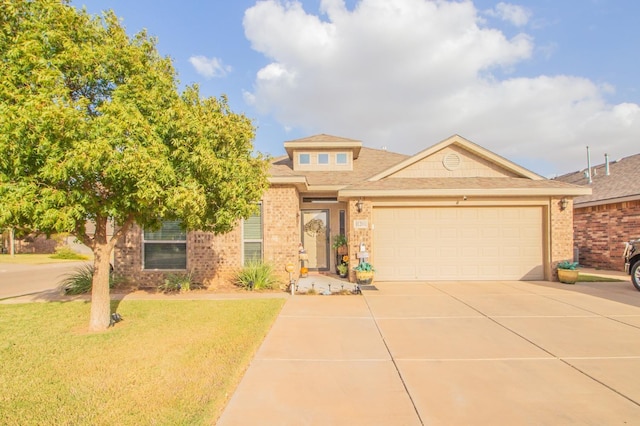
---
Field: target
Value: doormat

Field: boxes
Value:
[359,285,379,291]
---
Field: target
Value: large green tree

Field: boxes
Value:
[0,0,269,331]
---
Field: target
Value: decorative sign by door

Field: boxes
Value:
[304,218,326,237]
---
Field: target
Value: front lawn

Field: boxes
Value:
[578,273,625,282]
[0,298,285,425]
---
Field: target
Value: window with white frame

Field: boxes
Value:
[299,153,310,164]
[318,153,329,164]
[143,221,187,270]
[243,203,263,264]
[336,153,348,164]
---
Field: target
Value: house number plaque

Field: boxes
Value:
[353,219,368,229]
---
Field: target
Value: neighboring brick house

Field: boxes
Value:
[114,134,590,287]
[555,153,640,270]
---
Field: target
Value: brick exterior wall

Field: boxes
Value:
[550,197,575,280]
[114,222,243,288]
[262,185,301,281]
[114,185,301,289]
[573,200,640,270]
[348,199,372,282]
[14,234,58,254]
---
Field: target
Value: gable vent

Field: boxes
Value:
[443,153,461,171]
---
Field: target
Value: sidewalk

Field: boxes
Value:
[0,272,353,304]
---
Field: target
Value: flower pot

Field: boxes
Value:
[558,269,578,284]
[355,271,374,285]
[337,246,348,255]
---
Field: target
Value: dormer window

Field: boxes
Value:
[318,153,329,164]
[336,153,347,164]
[299,153,310,164]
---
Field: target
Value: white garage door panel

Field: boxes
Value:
[373,207,544,281]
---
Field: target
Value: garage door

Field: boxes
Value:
[373,207,544,281]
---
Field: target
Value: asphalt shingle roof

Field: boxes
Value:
[270,146,408,186]
[344,177,585,191]
[554,153,640,205]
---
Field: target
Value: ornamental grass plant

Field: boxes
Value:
[233,261,280,290]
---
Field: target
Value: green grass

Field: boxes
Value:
[49,246,90,260]
[0,298,285,425]
[0,254,92,265]
[577,273,626,282]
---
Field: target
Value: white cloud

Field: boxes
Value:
[485,2,531,27]
[243,0,639,176]
[188,55,232,78]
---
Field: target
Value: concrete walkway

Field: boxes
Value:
[218,279,640,425]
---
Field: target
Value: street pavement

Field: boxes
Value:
[0,261,90,300]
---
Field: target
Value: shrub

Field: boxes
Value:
[337,263,348,275]
[58,264,114,295]
[158,271,195,293]
[234,261,279,290]
[49,246,89,260]
[557,260,579,270]
[353,261,374,272]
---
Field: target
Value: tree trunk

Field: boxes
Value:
[9,228,15,257]
[83,216,132,332]
[88,242,112,331]
[88,217,113,332]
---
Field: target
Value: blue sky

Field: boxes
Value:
[73,0,640,177]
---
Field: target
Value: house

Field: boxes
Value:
[555,153,640,270]
[114,134,591,286]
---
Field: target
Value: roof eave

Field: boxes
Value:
[268,176,308,191]
[575,194,640,208]
[338,187,593,198]
[284,141,363,159]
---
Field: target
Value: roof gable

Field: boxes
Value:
[368,135,544,182]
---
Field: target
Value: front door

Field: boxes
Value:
[301,210,329,270]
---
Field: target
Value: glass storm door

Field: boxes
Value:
[301,210,329,270]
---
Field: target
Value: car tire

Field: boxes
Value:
[632,261,640,291]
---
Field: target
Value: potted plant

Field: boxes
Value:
[354,261,374,285]
[337,262,348,278]
[557,260,579,284]
[300,266,308,278]
[332,234,348,255]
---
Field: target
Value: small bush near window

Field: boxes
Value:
[49,246,89,260]
[158,271,196,293]
[58,264,114,295]
[234,261,279,290]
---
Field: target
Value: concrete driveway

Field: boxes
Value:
[218,280,640,425]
